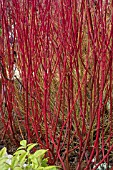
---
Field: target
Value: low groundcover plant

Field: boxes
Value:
[0,140,58,170]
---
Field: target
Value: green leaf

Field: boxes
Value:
[31,157,38,164]
[19,152,27,165]
[14,150,26,156]
[17,146,26,150]
[27,143,37,147]
[0,163,9,170]
[20,140,27,148]
[27,143,37,152]
[14,167,23,170]
[32,162,38,169]
[0,147,7,157]
[0,157,8,164]
[11,155,19,168]
[37,167,43,170]
[34,149,47,158]
[41,158,48,167]
[44,166,58,170]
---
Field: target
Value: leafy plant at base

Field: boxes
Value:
[0,140,58,170]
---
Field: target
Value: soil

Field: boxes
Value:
[0,120,19,154]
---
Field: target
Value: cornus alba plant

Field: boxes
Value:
[0,0,113,169]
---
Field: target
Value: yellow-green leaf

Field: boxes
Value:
[20,140,27,148]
